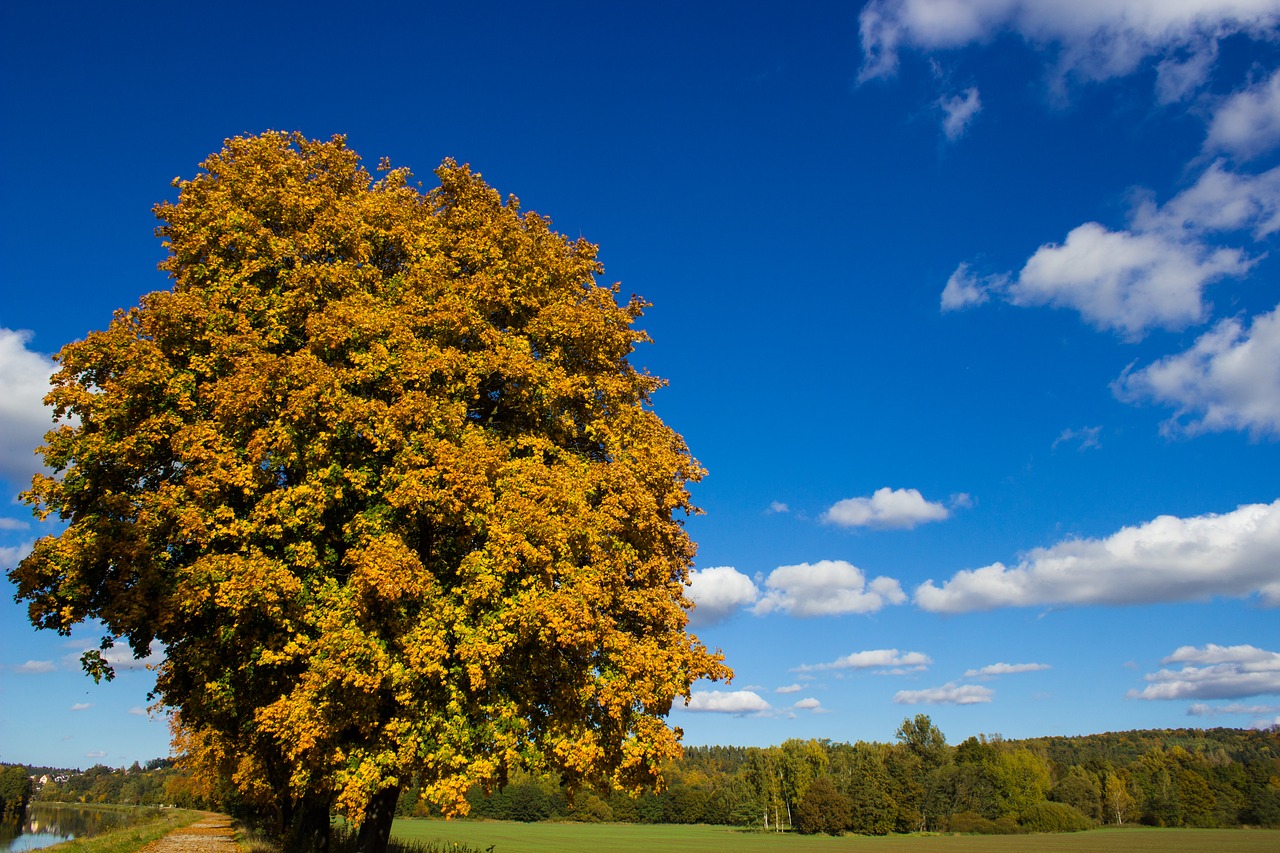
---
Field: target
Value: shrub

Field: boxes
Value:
[948,811,1022,834]
[1018,801,1094,832]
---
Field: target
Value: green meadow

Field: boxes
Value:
[390,819,1280,853]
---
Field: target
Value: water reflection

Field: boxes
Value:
[1,804,135,853]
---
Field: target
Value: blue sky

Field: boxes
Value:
[3,1,1280,769]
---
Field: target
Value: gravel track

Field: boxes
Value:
[140,814,238,853]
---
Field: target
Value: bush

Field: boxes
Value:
[1018,801,1094,833]
[948,811,1022,834]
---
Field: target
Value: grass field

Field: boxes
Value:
[390,819,1280,853]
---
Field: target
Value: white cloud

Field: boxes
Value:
[15,660,57,674]
[858,0,1280,93]
[1135,160,1280,239]
[683,690,772,714]
[1187,701,1280,716]
[64,641,165,673]
[964,662,1051,678]
[1130,644,1280,700]
[793,697,823,710]
[1011,221,1252,338]
[1206,68,1280,159]
[0,328,57,491]
[941,262,1004,311]
[128,706,149,717]
[767,501,790,513]
[85,750,107,759]
[754,560,907,617]
[1052,426,1101,451]
[775,683,804,694]
[70,703,92,712]
[1115,302,1280,437]
[686,566,759,626]
[823,487,951,529]
[915,500,1280,612]
[894,682,993,705]
[796,648,931,673]
[0,543,34,570]
[948,152,1280,342]
[0,517,30,531]
[939,86,982,139]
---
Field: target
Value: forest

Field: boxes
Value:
[27,719,1280,836]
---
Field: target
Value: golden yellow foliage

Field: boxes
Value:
[11,132,729,836]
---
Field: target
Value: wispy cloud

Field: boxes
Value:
[858,0,1280,98]
[1129,644,1280,701]
[1187,701,1280,717]
[15,660,57,674]
[1052,426,1101,452]
[938,86,982,140]
[796,648,931,673]
[894,682,993,705]
[70,703,92,712]
[964,662,1051,678]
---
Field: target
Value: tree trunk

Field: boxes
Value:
[283,792,331,853]
[355,785,401,853]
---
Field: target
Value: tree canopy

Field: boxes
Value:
[11,132,729,850]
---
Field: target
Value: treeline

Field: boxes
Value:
[421,717,1280,835]
[30,759,208,809]
[23,720,1280,836]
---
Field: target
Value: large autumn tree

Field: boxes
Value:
[11,132,729,851]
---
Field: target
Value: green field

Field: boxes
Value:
[390,820,1280,853]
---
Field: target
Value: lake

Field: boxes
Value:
[1,804,135,853]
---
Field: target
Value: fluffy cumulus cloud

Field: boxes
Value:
[1206,68,1280,159]
[915,500,1280,612]
[684,690,772,714]
[945,155,1280,342]
[964,662,1051,677]
[754,560,907,617]
[0,328,58,491]
[823,487,951,529]
[938,86,982,139]
[1116,302,1280,437]
[775,683,804,694]
[1010,222,1252,338]
[894,682,993,705]
[793,697,823,710]
[858,0,1280,94]
[1130,644,1280,700]
[686,566,760,626]
[796,648,931,673]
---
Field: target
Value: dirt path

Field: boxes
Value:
[140,813,238,853]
